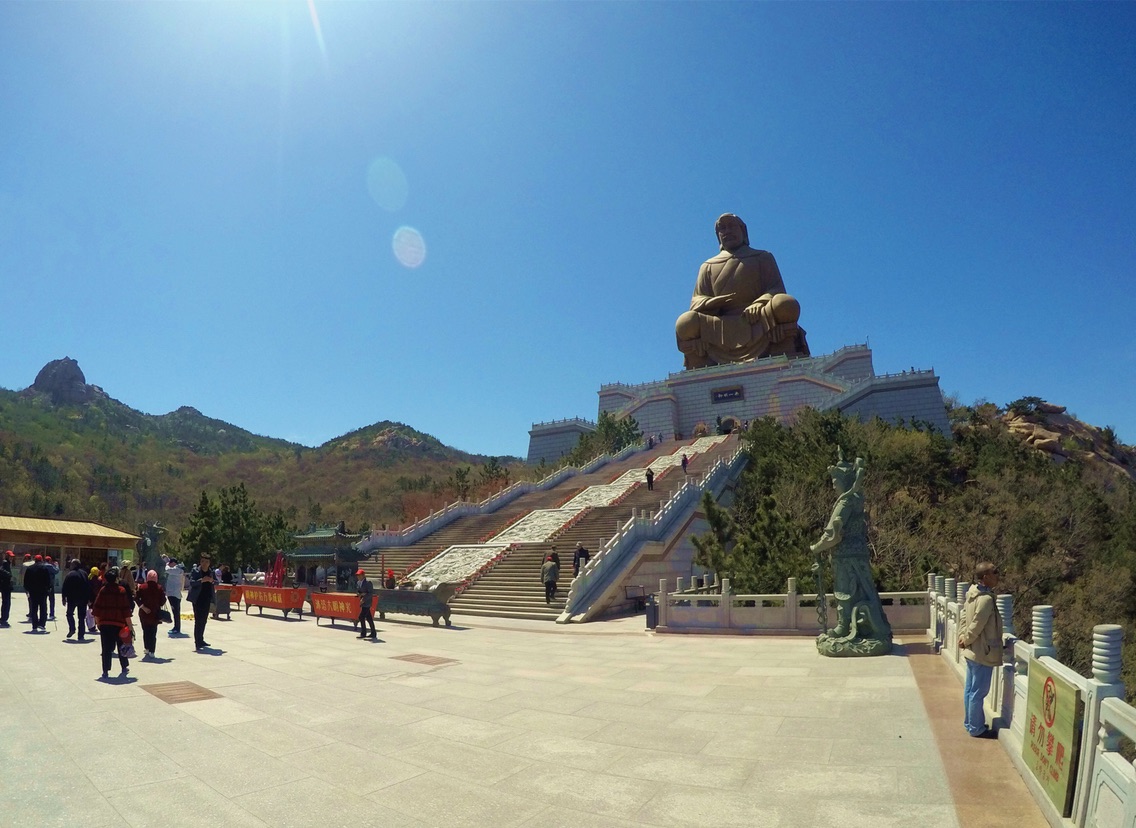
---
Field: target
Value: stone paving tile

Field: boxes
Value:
[407,710,526,748]
[603,746,758,790]
[222,717,336,757]
[287,741,428,793]
[493,763,663,821]
[743,759,899,799]
[235,776,425,827]
[378,771,547,828]
[589,720,716,754]
[519,804,643,828]
[812,801,958,827]
[634,785,796,826]
[494,731,631,771]
[496,706,609,738]
[112,777,271,828]
[391,737,533,785]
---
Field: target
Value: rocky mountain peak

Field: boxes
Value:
[30,357,104,406]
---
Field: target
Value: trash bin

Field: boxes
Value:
[645,594,658,629]
[212,585,232,620]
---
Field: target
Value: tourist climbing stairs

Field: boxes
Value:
[447,434,740,621]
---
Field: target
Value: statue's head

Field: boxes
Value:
[827,447,866,494]
[715,213,749,251]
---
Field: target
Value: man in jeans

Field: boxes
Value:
[958,562,1004,738]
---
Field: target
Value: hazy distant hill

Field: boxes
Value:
[0,358,520,537]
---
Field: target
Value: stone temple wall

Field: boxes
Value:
[527,418,595,465]
[527,344,951,463]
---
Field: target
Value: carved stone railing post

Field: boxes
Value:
[956,581,970,605]
[993,593,1015,727]
[1073,625,1126,826]
[657,579,668,629]
[944,578,957,605]
[787,577,799,632]
[720,578,731,627]
[934,575,945,597]
[1032,605,1055,658]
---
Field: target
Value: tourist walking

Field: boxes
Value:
[572,542,590,578]
[541,555,559,604]
[21,553,33,620]
[356,568,376,640]
[164,558,185,636]
[92,567,133,679]
[61,560,91,641]
[645,467,655,491]
[23,554,51,632]
[681,454,689,474]
[45,556,58,620]
[187,554,215,651]
[0,551,13,627]
[135,570,166,658]
[119,562,138,598]
[958,562,1004,738]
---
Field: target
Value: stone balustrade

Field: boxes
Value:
[928,574,1130,828]
[655,576,930,634]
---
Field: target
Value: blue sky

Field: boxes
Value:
[2,2,1134,458]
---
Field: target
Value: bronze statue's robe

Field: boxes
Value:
[682,246,804,366]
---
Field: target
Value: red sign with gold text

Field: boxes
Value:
[242,586,307,611]
[311,592,378,620]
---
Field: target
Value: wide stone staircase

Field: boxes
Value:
[447,435,740,621]
[356,484,584,582]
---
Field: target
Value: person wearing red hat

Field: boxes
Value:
[0,551,13,626]
[355,568,376,640]
[384,569,396,590]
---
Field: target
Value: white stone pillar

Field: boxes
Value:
[787,577,798,632]
[658,579,668,629]
[1073,624,1126,826]
[1031,605,1055,658]
[721,578,731,628]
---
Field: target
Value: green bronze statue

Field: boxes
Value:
[810,449,892,657]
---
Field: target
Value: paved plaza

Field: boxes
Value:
[1,610,1042,827]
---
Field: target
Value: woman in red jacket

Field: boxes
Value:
[135,570,167,659]
[92,567,134,679]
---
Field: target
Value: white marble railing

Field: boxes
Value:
[408,544,509,584]
[557,447,747,622]
[355,443,646,553]
[656,576,929,633]
[927,574,1128,828]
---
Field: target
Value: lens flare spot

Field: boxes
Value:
[366,157,408,212]
[392,226,426,269]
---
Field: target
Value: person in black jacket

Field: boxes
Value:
[187,553,215,651]
[23,555,51,632]
[572,542,590,578]
[61,560,91,641]
[355,568,376,640]
[0,551,13,627]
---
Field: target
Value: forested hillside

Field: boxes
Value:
[0,362,523,544]
[697,401,1136,688]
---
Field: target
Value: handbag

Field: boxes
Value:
[85,607,97,632]
[158,609,173,624]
